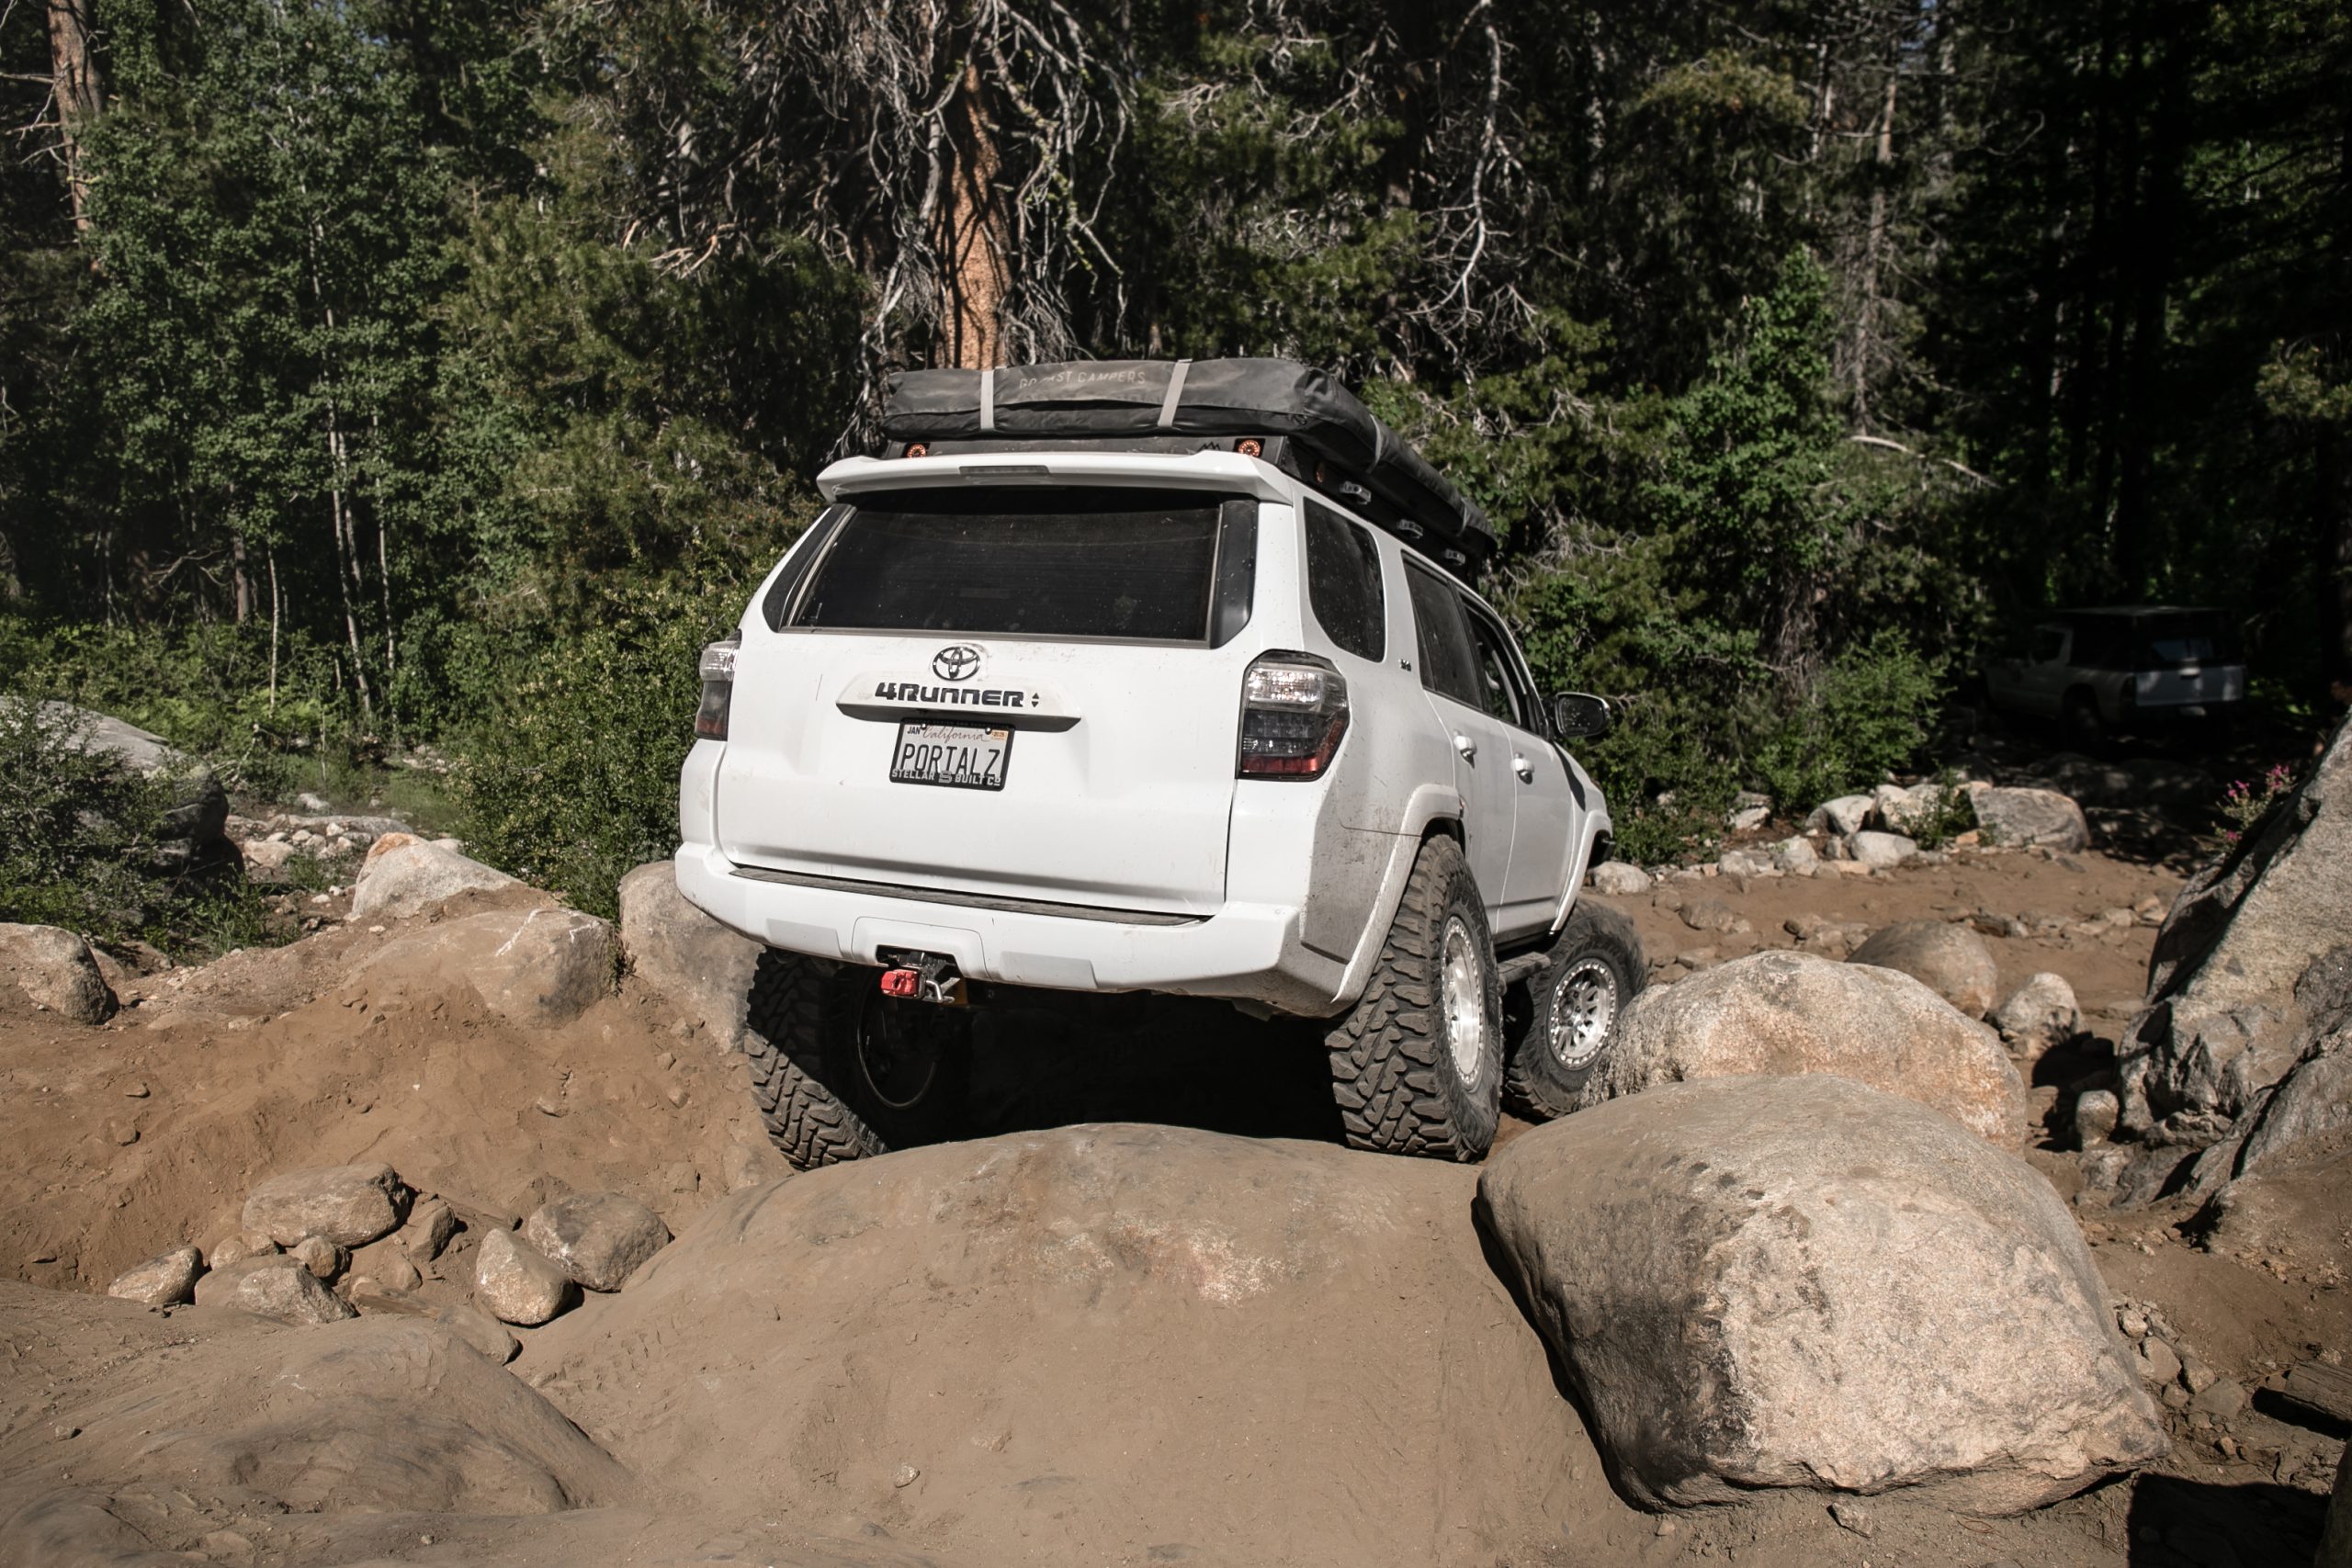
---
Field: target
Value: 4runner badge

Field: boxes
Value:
[933,644,982,682]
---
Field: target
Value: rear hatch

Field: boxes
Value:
[715,484,1261,917]
[2128,613,2245,709]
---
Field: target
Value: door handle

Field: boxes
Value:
[1512,754,1534,782]
[1453,732,1476,762]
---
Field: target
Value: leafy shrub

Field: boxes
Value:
[2219,762,2299,846]
[1753,629,1944,814]
[451,581,734,919]
[0,696,266,954]
[1906,771,1980,850]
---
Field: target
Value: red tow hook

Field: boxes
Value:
[879,967,922,998]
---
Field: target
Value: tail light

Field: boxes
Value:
[695,635,741,740]
[1238,651,1348,779]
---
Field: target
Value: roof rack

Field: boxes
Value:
[878,358,1494,579]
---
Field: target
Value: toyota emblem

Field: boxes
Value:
[933,644,983,682]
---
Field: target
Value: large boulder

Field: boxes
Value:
[1972,786,2090,852]
[107,1246,204,1306]
[1581,949,2028,1145]
[2121,716,2352,1134]
[2179,946,2352,1199]
[1589,860,1650,896]
[1848,920,2000,1019]
[243,1163,412,1247]
[474,1227,579,1325]
[41,702,232,868]
[350,833,522,921]
[191,1255,359,1325]
[359,905,613,1027]
[521,1191,671,1292]
[0,923,116,1023]
[1478,1075,2168,1514]
[618,860,762,1052]
[1847,829,1917,868]
[1807,795,1874,836]
[526,1124,1588,1567]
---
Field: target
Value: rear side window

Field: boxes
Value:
[1463,605,1531,728]
[790,488,1238,641]
[1404,561,1482,708]
[1305,502,1385,661]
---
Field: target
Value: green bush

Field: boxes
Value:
[0,696,268,954]
[451,581,734,919]
[1752,629,1944,814]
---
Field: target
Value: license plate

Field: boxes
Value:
[889,722,1012,791]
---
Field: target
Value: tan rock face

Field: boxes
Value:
[1849,920,2001,1019]
[359,907,612,1029]
[243,1164,412,1248]
[350,836,520,921]
[0,923,117,1023]
[1581,949,2029,1146]
[1479,1075,2168,1514]
[193,1257,358,1325]
[522,1192,671,1292]
[617,861,763,1052]
[107,1247,203,1306]
[474,1227,578,1325]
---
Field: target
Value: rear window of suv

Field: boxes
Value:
[789,487,1245,642]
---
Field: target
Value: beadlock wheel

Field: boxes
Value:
[1547,957,1620,1073]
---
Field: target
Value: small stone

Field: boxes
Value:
[2119,1309,2149,1339]
[243,1163,411,1247]
[654,1050,676,1070]
[663,1084,689,1108]
[2075,1090,2121,1146]
[2180,1352,2218,1394]
[892,1462,920,1488]
[122,1083,150,1099]
[193,1256,358,1325]
[288,1235,349,1281]
[345,1253,423,1296]
[2136,1338,2182,1385]
[534,1096,563,1118]
[107,1246,204,1306]
[1847,830,1917,868]
[2161,1383,2190,1410]
[1829,1498,1875,1538]
[209,1231,280,1269]
[1590,861,1651,896]
[435,1302,522,1363]
[1992,972,2081,1058]
[474,1227,578,1325]
[1772,837,1818,873]
[103,1119,139,1146]
[1679,898,1747,935]
[393,1197,458,1263]
[1654,1518,1677,1537]
[522,1191,672,1292]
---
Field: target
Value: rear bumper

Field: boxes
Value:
[673,841,1348,1015]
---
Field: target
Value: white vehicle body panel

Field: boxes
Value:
[676,449,1611,1016]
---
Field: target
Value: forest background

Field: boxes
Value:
[2,0,2347,915]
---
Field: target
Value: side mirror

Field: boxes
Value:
[1549,692,1613,739]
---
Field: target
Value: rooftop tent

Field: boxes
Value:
[879,358,1496,577]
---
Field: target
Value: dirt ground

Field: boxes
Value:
[0,843,2345,1567]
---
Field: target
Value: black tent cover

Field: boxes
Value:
[880,358,1495,570]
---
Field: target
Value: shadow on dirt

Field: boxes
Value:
[961,995,1346,1145]
[2122,1472,2325,1566]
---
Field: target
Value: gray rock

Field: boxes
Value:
[345,1252,423,1296]
[1848,830,1917,868]
[1727,805,1770,832]
[349,834,520,921]
[241,839,296,873]
[721,1139,788,1192]
[243,1164,412,1248]
[209,1231,279,1268]
[1872,782,1941,832]
[1993,972,2082,1058]
[618,861,763,1053]
[1679,897,1747,934]
[436,1302,522,1363]
[288,1235,348,1280]
[2175,945,2352,1197]
[40,703,232,864]
[474,1227,578,1325]
[521,1191,671,1292]
[1807,795,1875,837]
[1479,1075,2167,1513]
[2136,1337,2181,1385]
[358,906,613,1028]
[2075,1089,2121,1146]
[1589,860,1650,896]
[1848,920,2001,1019]
[1973,787,2091,852]
[296,791,332,812]
[193,1256,359,1325]
[1772,836,1819,873]
[107,1246,204,1306]
[1581,950,2028,1145]
[0,923,117,1024]
[2189,1378,2247,1419]
[1715,849,1778,879]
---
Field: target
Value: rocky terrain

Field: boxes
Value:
[0,721,2347,1566]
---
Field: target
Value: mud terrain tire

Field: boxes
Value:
[1326,834,1503,1160]
[1502,900,1645,1120]
[742,950,970,1169]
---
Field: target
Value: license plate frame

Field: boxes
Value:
[888,721,1013,792]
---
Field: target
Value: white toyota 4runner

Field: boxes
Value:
[675,358,1642,1165]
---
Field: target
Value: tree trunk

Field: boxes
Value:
[938,60,1009,369]
[1850,68,1900,427]
[44,0,103,233]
